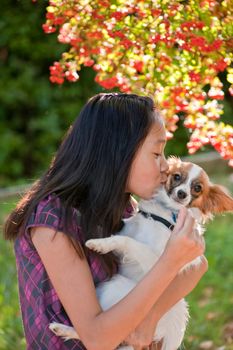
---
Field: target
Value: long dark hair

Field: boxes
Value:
[4,93,160,274]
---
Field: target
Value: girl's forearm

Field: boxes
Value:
[129,255,208,342]
[122,256,208,348]
[152,256,208,322]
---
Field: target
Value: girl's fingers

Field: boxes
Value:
[182,212,195,236]
[173,207,187,232]
[174,207,195,236]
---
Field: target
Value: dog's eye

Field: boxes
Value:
[174,174,181,181]
[194,184,202,193]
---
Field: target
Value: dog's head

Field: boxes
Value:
[165,156,233,217]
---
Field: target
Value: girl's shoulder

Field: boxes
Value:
[25,193,82,240]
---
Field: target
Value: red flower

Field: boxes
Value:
[180,42,192,51]
[110,11,125,21]
[84,59,95,67]
[162,101,171,108]
[65,71,79,82]
[46,13,55,20]
[210,39,222,50]
[42,24,56,34]
[189,71,201,82]
[168,4,179,17]
[133,61,143,72]
[50,76,64,84]
[121,39,133,49]
[150,34,161,44]
[63,10,76,17]
[49,62,65,84]
[53,17,65,26]
[213,58,228,72]
[108,30,125,39]
[92,11,105,20]
[190,35,206,48]
[70,38,82,46]
[87,31,103,40]
[181,21,205,31]
[151,9,162,17]
[98,0,109,6]
[95,76,118,89]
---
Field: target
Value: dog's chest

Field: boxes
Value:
[123,214,172,255]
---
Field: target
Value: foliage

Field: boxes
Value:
[0,0,101,187]
[42,0,233,165]
[1,0,232,188]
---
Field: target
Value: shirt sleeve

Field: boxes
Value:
[25,195,64,235]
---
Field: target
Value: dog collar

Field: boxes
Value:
[139,210,175,231]
[172,212,177,223]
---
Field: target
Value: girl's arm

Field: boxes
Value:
[125,256,208,347]
[31,207,204,350]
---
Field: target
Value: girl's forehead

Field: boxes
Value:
[147,123,166,144]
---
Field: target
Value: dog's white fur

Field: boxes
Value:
[49,160,233,349]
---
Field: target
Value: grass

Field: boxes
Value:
[0,198,26,350]
[185,213,233,350]
[0,172,232,350]
[185,172,233,350]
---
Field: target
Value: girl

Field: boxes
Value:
[4,93,207,350]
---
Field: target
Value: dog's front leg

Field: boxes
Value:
[86,236,157,273]
[86,235,129,255]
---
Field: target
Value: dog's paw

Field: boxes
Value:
[85,238,111,254]
[49,322,79,340]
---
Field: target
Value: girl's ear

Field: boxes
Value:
[203,185,233,214]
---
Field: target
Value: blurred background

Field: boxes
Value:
[0,1,232,349]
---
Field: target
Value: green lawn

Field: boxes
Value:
[0,198,26,350]
[0,174,233,349]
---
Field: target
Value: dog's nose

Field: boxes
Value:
[177,190,187,199]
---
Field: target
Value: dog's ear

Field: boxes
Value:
[167,155,180,164]
[203,185,233,214]
[167,156,181,169]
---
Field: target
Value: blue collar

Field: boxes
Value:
[139,210,175,231]
[172,212,178,223]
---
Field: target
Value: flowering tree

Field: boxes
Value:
[42,0,233,165]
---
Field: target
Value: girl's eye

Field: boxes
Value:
[174,173,181,181]
[154,153,161,158]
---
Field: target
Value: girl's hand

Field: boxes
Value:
[124,316,156,349]
[164,207,205,270]
[124,325,162,350]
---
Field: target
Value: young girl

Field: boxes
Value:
[4,93,207,350]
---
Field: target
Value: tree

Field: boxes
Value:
[0,0,101,186]
[42,0,233,165]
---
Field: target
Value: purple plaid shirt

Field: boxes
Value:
[14,194,134,349]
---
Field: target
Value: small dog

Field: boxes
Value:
[49,157,233,350]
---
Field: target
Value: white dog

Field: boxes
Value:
[50,157,233,349]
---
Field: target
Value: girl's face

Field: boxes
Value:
[126,122,168,199]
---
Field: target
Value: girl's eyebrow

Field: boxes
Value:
[154,139,166,144]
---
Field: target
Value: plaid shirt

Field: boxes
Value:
[14,194,134,349]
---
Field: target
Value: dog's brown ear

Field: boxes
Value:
[203,185,233,214]
[167,156,181,165]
